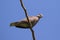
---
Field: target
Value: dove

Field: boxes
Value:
[10,14,43,29]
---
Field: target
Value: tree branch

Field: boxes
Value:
[20,0,36,40]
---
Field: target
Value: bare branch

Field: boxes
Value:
[20,0,36,40]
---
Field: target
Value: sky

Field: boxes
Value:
[0,0,60,40]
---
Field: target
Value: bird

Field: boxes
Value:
[10,14,43,29]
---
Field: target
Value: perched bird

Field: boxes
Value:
[10,14,43,29]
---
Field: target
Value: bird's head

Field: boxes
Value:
[37,14,43,18]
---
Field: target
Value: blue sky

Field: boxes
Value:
[0,0,60,40]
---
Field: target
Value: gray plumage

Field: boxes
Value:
[10,14,43,28]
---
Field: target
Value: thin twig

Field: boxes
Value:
[20,0,36,40]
